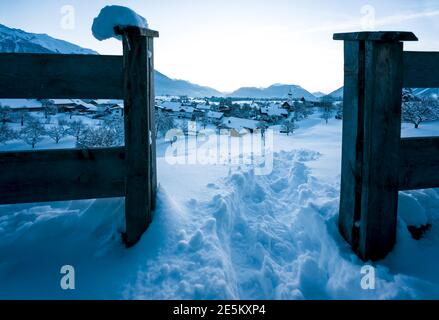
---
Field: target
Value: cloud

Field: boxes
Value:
[304,9,439,33]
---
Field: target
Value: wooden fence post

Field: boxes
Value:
[116,27,159,246]
[333,32,417,261]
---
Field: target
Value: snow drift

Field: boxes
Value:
[2,148,439,299]
[92,5,149,41]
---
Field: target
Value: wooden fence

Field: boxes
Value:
[334,31,439,261]
[0,26,159,247]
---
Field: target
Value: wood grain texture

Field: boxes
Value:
[339,40,364,248]
[357,40,404,261]
[0,147,125,205]
[0,53,123,99]
[122,30,153,246]
[148,37,158,211]
[403,51,439,88]
[399,137,439,190]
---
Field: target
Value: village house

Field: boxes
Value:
[159,101,195,119]
[260,103,289,118]
[221,116,259,136]
[0,99,44,112]
[206,111,224,124]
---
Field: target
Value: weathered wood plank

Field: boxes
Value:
[0,53,123,99]
[0,147,125,205]
[339,40,364,248]
[334,31,418,42]
[403,51,439,88]
[122,29,152,246]
[399,137,439,190]
[357,40,404,261]
[148,37,158,211]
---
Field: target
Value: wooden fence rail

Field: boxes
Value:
[0,26,159,247]
[334,31,439,261]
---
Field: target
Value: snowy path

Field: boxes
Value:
[2,116,439,299]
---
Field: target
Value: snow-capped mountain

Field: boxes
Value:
[228,84,317,101]
[0,24,97,54]
[0,23,221,97]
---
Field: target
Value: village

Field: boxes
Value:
[0,92,342,149]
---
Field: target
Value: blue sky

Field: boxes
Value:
[1,0,438,93]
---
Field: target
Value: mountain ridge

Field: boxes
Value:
[228,84,317,101]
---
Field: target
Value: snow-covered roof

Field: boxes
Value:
[196,103,211,111]
[206,111,224,119]
[260,103,288,116]
[0,99,43,109]
[48,99,102,111]
[93,99,123,105]
[160,101,183,112]
[222,117,258,131]
[49,99,76,105]
[70,99,98,111]
[160,101,195,114]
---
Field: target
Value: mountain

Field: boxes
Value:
[228,84,317,101]
[326,87,344,100]
[312,91,326,98]
[155,72,222,97]
[0,24,97,54]
[0,23,221,97]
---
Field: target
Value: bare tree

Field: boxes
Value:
[20,118,46,149]
[68,120,85,141]
[43,104,57,119]
[156,109,176,137]
[0,105,12,125]
[47,121,68,144]
[102,117,124,146]
[292,102,313,121]
[12,110,30,126]
[0,123,17,144]
[281,119,299,135]
[256,121,268,138]
[77,119,124,148]
[199,112,209,130]
[320,106,335,124]
[402,99,439,128]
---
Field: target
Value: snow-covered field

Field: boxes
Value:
[2,115,439,299]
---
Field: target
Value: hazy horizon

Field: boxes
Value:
[1,0,438,93]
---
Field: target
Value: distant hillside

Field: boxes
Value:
[228,84,317,101]
[155,72,222,97]
[312,92,326,98]
[326,86,439,101]
[0,23,222,98]
[326,87,344,100]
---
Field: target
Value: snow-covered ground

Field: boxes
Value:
[2,115,439,299]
